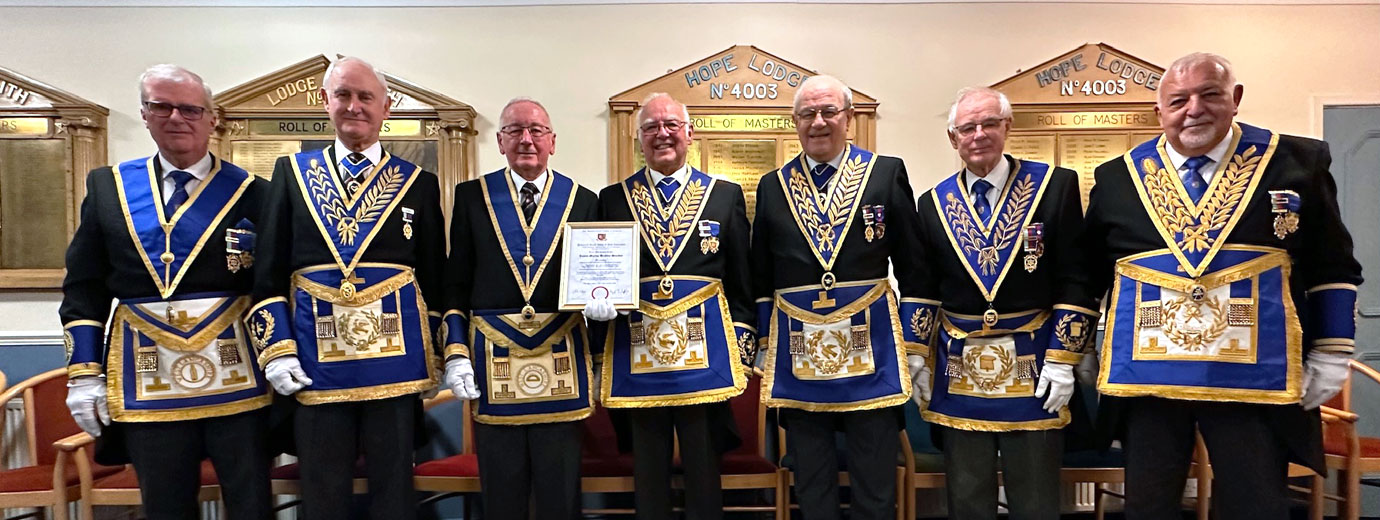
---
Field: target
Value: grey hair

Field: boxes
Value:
[499,97,551,127]
[635,93,691,142]
[1163,52,1237,88]
[138,64,214,111]
[793,75,853,112]
[946,87,1013,131]
[323,56,389,93]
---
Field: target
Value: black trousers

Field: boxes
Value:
[122,408,271,520]
[294,394,417,520]
[940,427,1062,520]
[1124,397,1291,520]
[627,404,724,520]
[780,408,899,520]
[474,421,583,520]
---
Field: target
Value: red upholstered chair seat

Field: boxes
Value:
[1325,435,1380,458]
[719,453,779,475]
[581,453,635,477]
[94,461,218,489]
[413,454,480,477]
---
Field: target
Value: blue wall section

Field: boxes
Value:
[0,345,66,385]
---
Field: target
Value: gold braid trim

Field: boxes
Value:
[920,408,1069,432]
[114,297,249,353]
[67,363,103,378]
[293,269,415,306]
[1044,349,1084,365]
[296,377,438,405]
[257,341,298,368]
[1115,249,1290,293]
[775,282,889,325]
[940,310,1050,340]
[473,314,581,355]
[640,281,722,320]
[110,393,271,423]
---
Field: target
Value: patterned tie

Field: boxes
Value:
[342,152,372,197]
[810,163,836,191]
[1182,155,1212,204]
[656,177,680,204]
[971,178,994,226]
[165,170,193,216]
[520,182,539,222]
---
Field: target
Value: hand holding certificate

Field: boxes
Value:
[559,222,640,311]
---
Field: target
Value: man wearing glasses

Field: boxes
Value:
[440,97,599,519]
[249,56,445,520]
[62,64,273,519]
[585,93,755,519]
[751,75,926,520]
[913,87,1096,520]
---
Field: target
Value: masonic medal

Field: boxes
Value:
[401,207,415,240]
[873,205,886,240]
[340,279,356,300]
[1268,190,1300,239]
[862,204,876,242]
[1022,222,1044,273]
[698,219,721,254]
[982,308,999,329]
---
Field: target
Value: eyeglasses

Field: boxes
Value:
[952,118,1008,137]
[639,120,687,136]
[795,106,848,121]
[143,101,207,121]
[500,125,552,138]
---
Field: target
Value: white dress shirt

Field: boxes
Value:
[334,139,383,184]
[157,152,213,204]
[509,168,549,197]
[964,155,1012,211]
[648,162,691,197]
[1164,128,1234,184]
[804,148,847,191]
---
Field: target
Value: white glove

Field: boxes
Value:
[591,362,604,403]
[1301,351,1350,410]
[1035,362,1076,413]
[584,297,617,322]
[907,354,932,405]
[444,357,481,400]
[264,356,313,395]
[65,376,110,437]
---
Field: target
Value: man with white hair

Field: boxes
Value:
[751,74,925,519]
[585,92,755,519]
[249,56,446,519]
[1079,52,1361,519]
[913,86,1095,520]
[62,64,273,519]
[440,97,599,519]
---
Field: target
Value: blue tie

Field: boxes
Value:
[971,178,994,226]
[810,163,836,191]
[165,170,193,216]
[656,177,680,204]
[342,152,372,196]
[1182,155,1211,204]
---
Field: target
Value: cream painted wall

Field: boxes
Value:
[1,3,1377,333]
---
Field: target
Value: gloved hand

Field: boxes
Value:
[907,354,932,405]
[591,362,604,403]
[65,376,110,437]
[1035,361,1076,413]
[584,297,617,322]
[264,356,313,395]
[444,357,481,400]
[1301,351,1351,410]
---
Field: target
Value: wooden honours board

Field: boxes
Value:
[212,55,477,220]
[609,45,878,220]
[0,66,108,289]
[993,43,1165,211]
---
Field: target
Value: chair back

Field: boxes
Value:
[581,405,621,459]
[0,368,80,466]
[727,375,764,456]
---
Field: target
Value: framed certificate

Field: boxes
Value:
[558,221,641,311]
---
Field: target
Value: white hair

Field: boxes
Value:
[322,56,389,93]
[946,87,1013,131]
[793,75,853,112]
[1164,52,1237,89]
[636,93,690,124]
[138,64,214,110]
[499,97,551,127]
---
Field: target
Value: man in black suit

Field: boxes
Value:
[1080,52,1361,520]
[751,75,926,520]
[913,86,1096,520]
[62,64,273,519]
[441,97,599,519]
[248,56,445,520]
[585,92,755,520]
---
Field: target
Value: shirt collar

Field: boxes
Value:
[334,139,383,166]
[1165,127,1235,171]
[965,154,1012,194]
[157,152,213,181]
[509,168,549,193]
[648,162,690,187]
[804,147,848,172]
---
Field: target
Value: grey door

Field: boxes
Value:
[1324,104,1380,514]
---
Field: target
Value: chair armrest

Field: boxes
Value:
[53,431,96,452]
[1320,406,1359,423]
[1351,360,1380,385]
[752,367,765,378]
[423,389,456,411]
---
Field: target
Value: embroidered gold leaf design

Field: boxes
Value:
[786,156,867,255]
[632,178,704,258]
[645,318,689,365]
[806,329,852,375]
[943,176,1035,276]
[1055,313,1091,353]
[1161,295,1230,352]
[1141,146,1259,255]
[909,307,936,341]
[961,344,1015,392]
[944,192,984,258]
[250,309,274,352]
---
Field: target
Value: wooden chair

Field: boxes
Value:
[706,374,788,519]
[1189,431,1324,520]
[578,403,637,515]
[0,368,120,520]
[777,414,909,520]
[411,390,481,515]
[1316,360,1380,520]
[56,449,222,520]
